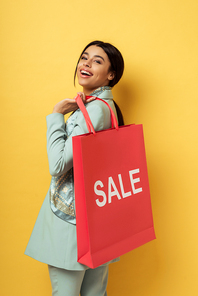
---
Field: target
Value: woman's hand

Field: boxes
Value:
[52,92,96,115]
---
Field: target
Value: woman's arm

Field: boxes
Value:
[46,100,111,177]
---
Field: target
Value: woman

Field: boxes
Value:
[25,40,124,296]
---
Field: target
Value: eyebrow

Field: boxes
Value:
[83,52,105,62]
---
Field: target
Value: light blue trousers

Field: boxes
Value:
[48,265,108,296]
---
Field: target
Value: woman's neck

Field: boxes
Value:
[83,86,111,96]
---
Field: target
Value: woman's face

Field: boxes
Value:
[77,45,114,95]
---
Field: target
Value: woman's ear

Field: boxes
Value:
[108,71,115,81]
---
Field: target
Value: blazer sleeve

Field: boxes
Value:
[46,100,111,177]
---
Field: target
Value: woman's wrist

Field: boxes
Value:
[52,98,78,115]
[52,108,64,114]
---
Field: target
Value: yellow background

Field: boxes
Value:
[1,0,198,295]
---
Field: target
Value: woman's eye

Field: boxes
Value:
[81,56,87,60]
[94,60,101,64]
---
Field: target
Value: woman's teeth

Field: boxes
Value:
[81,70,92,76]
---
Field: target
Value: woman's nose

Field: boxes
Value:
[83,60,91,67]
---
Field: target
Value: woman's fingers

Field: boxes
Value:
[77,92,86,102]
[77,92,96,103]
[86,96,96,103]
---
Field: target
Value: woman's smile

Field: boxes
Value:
[80,69,93,77]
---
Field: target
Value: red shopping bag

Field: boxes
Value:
[72,95,155,269]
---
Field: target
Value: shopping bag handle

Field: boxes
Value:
[75,94,119,134]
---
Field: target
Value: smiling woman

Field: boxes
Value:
[25,40,124,296]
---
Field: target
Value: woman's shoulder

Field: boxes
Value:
[87,97,111,110]
[85,98,116,121]
[74,99,112,132]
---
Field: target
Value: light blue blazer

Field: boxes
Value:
[25,89,119,271]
